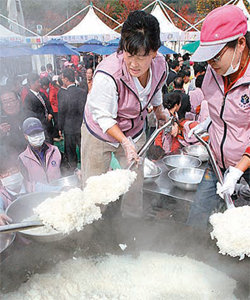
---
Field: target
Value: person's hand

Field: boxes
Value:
[47,114,53,121]
[59,130,63,138]
[216,166,244,199]
[121,136,139,164]
[0,213,12,226]
[0,123,11,137]
[188,116,211,138]
[171,122,179,137]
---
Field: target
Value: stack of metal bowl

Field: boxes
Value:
[182,144,209,162]
[163,155,203,191]
[144,158,162,182]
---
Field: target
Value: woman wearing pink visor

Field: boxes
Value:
[187,5,250,228]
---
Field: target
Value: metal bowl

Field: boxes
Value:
[6,192,65,243]
[144,158,162,182]
[0,232,15,254]
[163,155,201,170]
[50,174,79,187]
[182,145,209,162]
[144,166,162,181]
[168,168,204,191]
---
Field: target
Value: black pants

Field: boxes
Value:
[64,133,81,171]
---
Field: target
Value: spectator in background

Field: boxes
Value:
[19,117,61,193]
[166,60,180,87]
[24,73,54,142]
[40,77,50,99]
[64,61,73,69]
[49,75,61,141]
[20,78,29,104]
[86,68,93,93]
[58,68,87,172]
[166,76,191,120]
[46,63,54,81]
[0,87,26,162]
[40,65,48,78]
[178,56,184,68]
[188,63,206,92]
[154,92,181,154]
[180,69,191,93]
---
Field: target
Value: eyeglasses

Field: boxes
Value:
[210,46,228,63]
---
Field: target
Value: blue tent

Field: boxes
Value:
[158,45,176,55]
[77,39,103,52]
[0,41,35,57]
[34,39,79,55]
[92,45,118,55]
[106,38,120,46]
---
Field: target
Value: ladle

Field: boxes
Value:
[0,220,44,233]
[194,133,234,209]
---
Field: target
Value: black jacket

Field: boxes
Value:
[58,85,87,134]
[24,90,53,128]
[166,70,178,86]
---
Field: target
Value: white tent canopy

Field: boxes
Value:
[151,3,183,41]
[61,6,120,42]
[0,23,22,38]
[236,0,250,30]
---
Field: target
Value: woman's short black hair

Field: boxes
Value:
[118,10,161,56]
[163,92,182,110]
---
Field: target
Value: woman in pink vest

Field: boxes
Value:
[81,11,169,218]
[18,117,61,193]
[187,5,250,228]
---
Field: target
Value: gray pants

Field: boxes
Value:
[81,124,146,218]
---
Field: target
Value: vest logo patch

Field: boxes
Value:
[240,94,249,108]
[51,160,56,166]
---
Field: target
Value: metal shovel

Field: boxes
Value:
[128,117,174,170]
[194,133,234,209]
[0,220,44,233]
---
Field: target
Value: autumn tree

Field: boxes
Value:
[196,0,229,15]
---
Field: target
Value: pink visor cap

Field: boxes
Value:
[191,5,248,62]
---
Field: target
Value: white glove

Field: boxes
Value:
[121,136,139,164]
[216,166,244,199]
[188,116,211,138]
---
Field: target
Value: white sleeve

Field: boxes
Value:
[86,72,118,133]
[151,88,163,107]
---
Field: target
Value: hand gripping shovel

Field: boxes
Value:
[194,133,234,209]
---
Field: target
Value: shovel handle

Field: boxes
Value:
[128,117,174,170]
[194,132,234,209]
[0,221,44,233]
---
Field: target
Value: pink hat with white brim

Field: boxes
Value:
[191,5,248,62]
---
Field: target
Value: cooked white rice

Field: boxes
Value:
[83,169,137,205]
[1,251,236,300]
[34,188,101,234]
[210,206,250,260]
[34,170,137,234]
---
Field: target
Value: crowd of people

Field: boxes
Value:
[0,5,249,227]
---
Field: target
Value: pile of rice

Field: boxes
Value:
[1,251,236,300]
[83,169,137,205]
[210,206,250,260]
[34,188,101,234]
[34,170,137,234]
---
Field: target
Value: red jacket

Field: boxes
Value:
[49,83,59,112]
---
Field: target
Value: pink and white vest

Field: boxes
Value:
[18,143,61,193]
[84,51,167,143]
